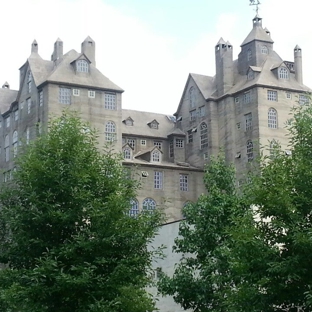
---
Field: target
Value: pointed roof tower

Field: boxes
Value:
[31,40,38,53]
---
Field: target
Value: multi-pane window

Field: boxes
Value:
[198,106,205,117]
[127,138,135,149]
[286,92,291,99]
[73,89,80,96]
[175,139,184,148]
[169,140,174,158]
[261,45,268,54]
[247,70,254,80]
[152,150,160,162]
[142,198,156,212]
[105,121,116,142]
[200,122,208,149]
[189,87,195,108]
[247,140,253,162]
[141,140,146,146]
[154,171,163,189]
[247,49,252,61]
[154,141,162,149]
[59,87,71,104]
[104,93,116,110]
[299,94,308,105]
[279,67,289,79]
[88,90,95,98]
[267,90,277,101]
[123,147,131,159]
[27,71,32,93]
[26,127,30,144]
[4,135,9,162]
[6,116,10,128]
[76,60,89,73]
[20,101,24,110]
[27,98,31,114]
[180,174,188,191]
[204,152,209,160]
[129,199,139,217]
[12,131,18,158]
[190,110,196,121]
[268,108,277,129]
[187,130,193,143]
[39,91,43,106]
[245,113,252,131]
[243,91,251,104]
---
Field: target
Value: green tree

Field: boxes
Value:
[0,112,162,312]
[159,103,312,311]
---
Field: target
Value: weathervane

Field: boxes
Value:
[249,0,261,14]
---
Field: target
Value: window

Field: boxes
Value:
[4,135,9,162]
[20,101,24,110]
[245,113,252,131]
[267,90,277,101]
[127,138,135,149]
[190,110,196,121]
[12,131,18,158]
[0,121,1,128]
[142,198,156,213]
[152,150,160,162]
[123,147,131,159]
[59,87,71,104]
[247,140,253,162]
[125,118,133,126]
[6,116,10,128]
[37,122,42,135]
[200,122,208,149]
[268,108,277,129]
[104,93,116,110]
[198,106,205,117]
[180,174,188,191]
[129,199,139,217]
[26,127,30,144]
[247,70,254,80]
[235,97,239,103]
[237,122,241,130]
[299,94,308,105]
[154,171,163,189]
[269,139,278,158]
[13,110,18,121]
[149,121,158,129]
[39,91,43,106]
[154,141,162,149]
[204,152,209,160]
[76,60,89,73]
[279,67,289,79]
[88,90,95,98]
[105,121,116,142]
[261,45,268,54]
[175,139,184,148]
[189,86,195,108]
[27,98,31,114]
[141,139,146,146]
[73,89,80,96]
[187,130,193,143]
[243,91,251,104]
[27,71,32,93]
[286,92,291,99]
[169,140,174,158]
[247,49,252,61]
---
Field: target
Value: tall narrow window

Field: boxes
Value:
[189,87,195,108]
[14,110,19,121]
[243,91,251,104]
[39,90,43,106]
[245,113,252,131]
[299,94,308,105]
[169,140,174,158]
[268,108,277,129]
[247,49,252,61]
[247,140,253,162]
[104,93,116,110]
[105,121,116,142]
[6,116,10,128]
[12,131,18,158]
[180,174,188,191]
[152,150,160,162]
[76,60,89,73]
[279,67,289,79]
[27,98,31,114]
[127,138,135,149]
[26,127,30,144]
[129,199,139,217]
[261,45,268,54]
[59,87,71,104]
[27,71,32,93]
[200,122,208,149]
[4,135,9,162]
[123,147,131,159]
[154,171,163,189]
[142,198,156,213]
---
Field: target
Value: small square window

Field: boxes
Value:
[73,89,80,96]
[175,139,184,148]
[141,140,146,146]
[88,90,95,98]
[154,141,162,149]
[286,92,291,99]
[267,90,277,101]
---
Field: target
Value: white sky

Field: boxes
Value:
[1,0,311,115]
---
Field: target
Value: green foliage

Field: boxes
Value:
[159,102,312,311]
[0,112,162,312]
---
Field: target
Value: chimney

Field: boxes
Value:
[81,36,96,66]
[294,45,303,84]
[51,38,63,64]
[31,40,38,53]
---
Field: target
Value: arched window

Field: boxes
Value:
[123,147,131,160]
[4,135,9,162]
[200,122,208,149]
[105,121,116,142]
[247,49,252,61]
[261,45,268,54]
[279,67,289,79]
[12,130,18,158]
[152,150,160,162]
[268,108,278,129]
[142,198,156,213]
[247,140,253,162]
[77,60,89,73]
[189,87,195,108]
[129,199,139,217]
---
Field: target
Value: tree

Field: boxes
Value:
[159,103,312,312]
[0,112,162,312]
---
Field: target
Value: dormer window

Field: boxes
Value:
[247,70,254,80]
[76,60,89,73]
[152,150,161,162]
[123,117,134,126]
[123,147,132,160]
[148,120,159,129]
[279,67,289,79]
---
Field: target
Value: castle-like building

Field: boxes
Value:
[0,15,310,223]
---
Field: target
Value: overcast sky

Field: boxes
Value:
[1,0,311,115]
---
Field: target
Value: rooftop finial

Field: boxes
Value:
[249,0,261,14]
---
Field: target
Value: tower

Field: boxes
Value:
[81,36,96,66]
[31,40,38,54]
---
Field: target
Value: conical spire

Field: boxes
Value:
[2,81,9,89]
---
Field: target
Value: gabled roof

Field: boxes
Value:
[167,128,186,137]
[135,146,163,158]
[0,88,18,114]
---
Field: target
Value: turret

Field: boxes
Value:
[294,45,303,84]
[31,40,38,54]
[215,38,233,96]
[51,38,63,64]
[81,36,95,66]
